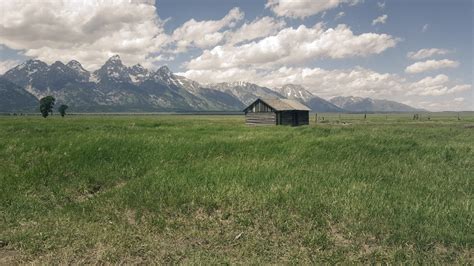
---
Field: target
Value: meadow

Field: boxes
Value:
[0,113,473,263]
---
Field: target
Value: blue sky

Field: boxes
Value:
[0,0,472,110]
[156,0,472,80]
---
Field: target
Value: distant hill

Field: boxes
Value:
[330,96,423,113]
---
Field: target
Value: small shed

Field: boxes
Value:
[243,98,311,126]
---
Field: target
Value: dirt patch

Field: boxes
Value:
[76,184,102,203]
[125,209,137,226]
[76,180,128,203]
[329,223,352,247]
[0,250,20,264]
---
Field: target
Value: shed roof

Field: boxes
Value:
[245,98,311,112]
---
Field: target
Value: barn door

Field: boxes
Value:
[292,112,297,126]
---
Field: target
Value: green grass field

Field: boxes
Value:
[0,114,473,263]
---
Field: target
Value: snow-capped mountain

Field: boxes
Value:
[93,55,133,84]
[1,55,245,112]
[0,55,424,113]
[273,84,343,112]
[66,60,90,81]
[150,66,173,84]
[330,96,424,112]
[128,63,149,84]
[3,60,50,88]
[275,84,314,102]
[209,81,284,105]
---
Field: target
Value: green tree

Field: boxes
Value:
[58,104,68,117]
[39,96,55,118]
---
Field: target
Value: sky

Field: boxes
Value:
[0,0,472,111]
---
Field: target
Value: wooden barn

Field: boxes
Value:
[243,98,311,126]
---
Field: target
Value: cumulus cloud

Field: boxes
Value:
[0,0,169,70]
[405,59,460,74]
[170,7,244,52]
[225,17,286,45]
[186,23,399,70]
[377,2,386,9]
[180,66,405,99]
[181,66,472,110]
[372,14,388,26]
[407,48,451,60]
[407,74,471,96]
[265,0,363,19]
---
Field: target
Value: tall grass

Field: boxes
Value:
[0,114,472,263]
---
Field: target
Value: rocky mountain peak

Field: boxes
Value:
[277,84,314,102]
[66,60,89,79]
[106,54,122,64]
[130,63,145,72]
[149,66,174,83]
[2,59,49,87]
[128,64,149,84]
[156,66,172,75]
[17,59,49,71]
[67,60,85,70]
[229,81,251,87]
[94,55,131,83]
[50,61,68,69]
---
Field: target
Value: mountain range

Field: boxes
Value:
[0,55,422,113]
[330,96,422,113]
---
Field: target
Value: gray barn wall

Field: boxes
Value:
[245,112,276,125]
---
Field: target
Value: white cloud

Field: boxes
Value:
[407,48,451,60]
[151,54,175,62]
[181,66,472,111]
[377,2,386,9]
[181,66,405,99]
[407,74,471,96]
[414,99,472,111]
[422,24,429,32]
[170,7,244,52]
[335,12,346,20]
[405,59,460,74]
[265,0,363,19]
[0,0,169,70]
[454,97,465,102]
[186,23,399,70]
[372,14,388,26]
[0,60,22,74]
[226,17,286,45]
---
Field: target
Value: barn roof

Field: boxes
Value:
[244,98,311,112]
